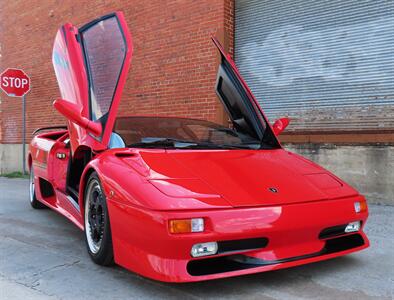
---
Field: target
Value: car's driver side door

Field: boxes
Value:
[52,12,133,154]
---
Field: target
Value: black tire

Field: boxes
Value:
[29,168,46,209]
[84,172,114,266]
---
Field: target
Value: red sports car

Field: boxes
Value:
[29,12,369,282]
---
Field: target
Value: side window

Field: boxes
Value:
[80,16,126,121]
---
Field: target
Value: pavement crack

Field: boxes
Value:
[0,273,59,299]
[23,260,81,296]
[1,235,82,260]
[30,259,81,278]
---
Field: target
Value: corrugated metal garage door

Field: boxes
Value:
[235,0,394,131]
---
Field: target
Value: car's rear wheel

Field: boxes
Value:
[84,172,114,266]
[29,168,45,209]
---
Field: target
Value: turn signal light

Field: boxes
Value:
[169,218,204,234]
[354,200,367,213]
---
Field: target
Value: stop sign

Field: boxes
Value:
[0,68,30,97]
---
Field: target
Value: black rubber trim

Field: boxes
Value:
[78,13,117,32]
[218,237,268,254]
[187,234,365,276]
[39,178,55,198]
[319,224,348,239]
[32,126,67,135]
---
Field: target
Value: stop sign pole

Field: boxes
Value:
[0,68,31,175]
[22,93,27,175]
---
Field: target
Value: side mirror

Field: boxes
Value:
[53,99,102,136]
[272,117,290,136]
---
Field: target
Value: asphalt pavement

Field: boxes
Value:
[0,177,393,300]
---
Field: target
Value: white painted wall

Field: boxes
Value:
[0,144,28,174]
[286,144,394,205]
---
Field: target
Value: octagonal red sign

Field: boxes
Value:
[0,68,30,97]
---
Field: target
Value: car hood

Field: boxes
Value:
[124,149,359,208]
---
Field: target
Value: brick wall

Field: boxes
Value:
[0,0,234,144]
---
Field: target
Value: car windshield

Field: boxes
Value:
[114,117,271,149]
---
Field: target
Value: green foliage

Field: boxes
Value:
[0,171,29,179]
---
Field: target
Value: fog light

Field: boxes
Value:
[345,221,361,233]
[191,242,218,257]
[169,218,204,233]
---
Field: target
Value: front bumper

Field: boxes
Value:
[108,196,369,282]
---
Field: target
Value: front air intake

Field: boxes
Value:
[187,234,365,276]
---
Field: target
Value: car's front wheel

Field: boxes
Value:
[84,172,114,266]
[29,167,45,209]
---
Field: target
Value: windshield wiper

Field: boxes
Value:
[128,137,200,148]
[183,144,251,149]
[128,137,256,149]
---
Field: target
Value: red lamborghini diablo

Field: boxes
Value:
[29,12,369,282]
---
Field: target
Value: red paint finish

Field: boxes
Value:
[53,99,102,136]
[107,194,368,282]
[28,12,369,282]
[272,117,290,136]
[52,11,133,154]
